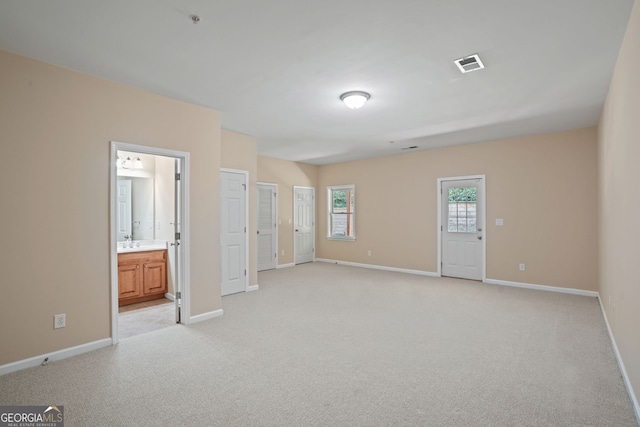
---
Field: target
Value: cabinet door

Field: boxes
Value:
[118,264,142,299]
[143,261,167,295]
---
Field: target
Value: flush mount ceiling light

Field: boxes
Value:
[340,91,370,109]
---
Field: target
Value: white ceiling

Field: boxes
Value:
[0,0,634,165]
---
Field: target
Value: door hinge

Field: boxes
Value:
[176,291,181,299]
[175,232,181,240]
[244,226,247,233]
[175,173,181,181]
[275,253,277,258]
[441,225,443,231]
[244,269,247,276]
[242,183,246,190]
[274,193,277,197]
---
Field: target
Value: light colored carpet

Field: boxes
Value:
[0,263,637,426]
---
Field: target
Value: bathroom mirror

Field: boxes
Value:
[117,151,155,241]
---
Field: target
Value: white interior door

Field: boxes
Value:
[257,183,277,271]
[221,171,247,295]
[150,154,181,322]
[172,159,182,322]
[116,179,132,241]
[294,186,315,265]
[441,178,484,280]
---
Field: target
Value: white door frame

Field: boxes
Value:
[257,182,278,271]
[436,175,486,281]
[110,141,191,345]
[220,168,250,293]
[293,186,315,265]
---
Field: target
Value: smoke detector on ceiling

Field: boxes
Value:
[454,54,485,73]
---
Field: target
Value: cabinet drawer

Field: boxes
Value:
[118,250,166,265]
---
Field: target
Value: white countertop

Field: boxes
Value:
[117,240,168,253]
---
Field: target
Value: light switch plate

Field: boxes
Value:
[496,219,504,226]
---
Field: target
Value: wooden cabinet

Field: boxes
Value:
[118,250,167,306]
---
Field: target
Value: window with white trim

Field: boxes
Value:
[328,185,355,240]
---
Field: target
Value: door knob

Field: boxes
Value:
[295,229,299,232]
[477,236,482,240]
[257,230,260,234]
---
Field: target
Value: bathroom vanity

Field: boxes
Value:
[117,249,167,306]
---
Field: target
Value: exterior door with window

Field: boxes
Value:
[441,178,484,280]
[257,183,277,271]
[294,186,315,264]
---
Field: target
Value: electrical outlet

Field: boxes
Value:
[519,263,525,271]
[367,250,372,256]
[496,218,504,226]
[54,314,66,329]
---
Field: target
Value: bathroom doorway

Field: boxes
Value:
[109,141,190,343]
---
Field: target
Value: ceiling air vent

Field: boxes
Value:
[454,54,485,73]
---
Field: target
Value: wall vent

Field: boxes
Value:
[454,54,485,73]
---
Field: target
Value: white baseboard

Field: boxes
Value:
[598,296,640,423]
[0,338,112,376]
[483,278,599,297]
[189,309,224,324]
[246,285,259,292]
[315,258,439,277]
[164,292,175,301]
[276,263,295,269]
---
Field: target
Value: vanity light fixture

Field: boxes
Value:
[117,155,144,169]
[132,157,144,169]
[340,91,370,109]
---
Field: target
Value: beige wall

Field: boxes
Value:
[0,50,222,365]
[221,129,258,286]
[598,0,640,409]
[257,157,318,265]
[317,128,599,291]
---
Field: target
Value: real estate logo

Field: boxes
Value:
[0,405,64,427]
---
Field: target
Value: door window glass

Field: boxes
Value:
[447,187,477,233]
